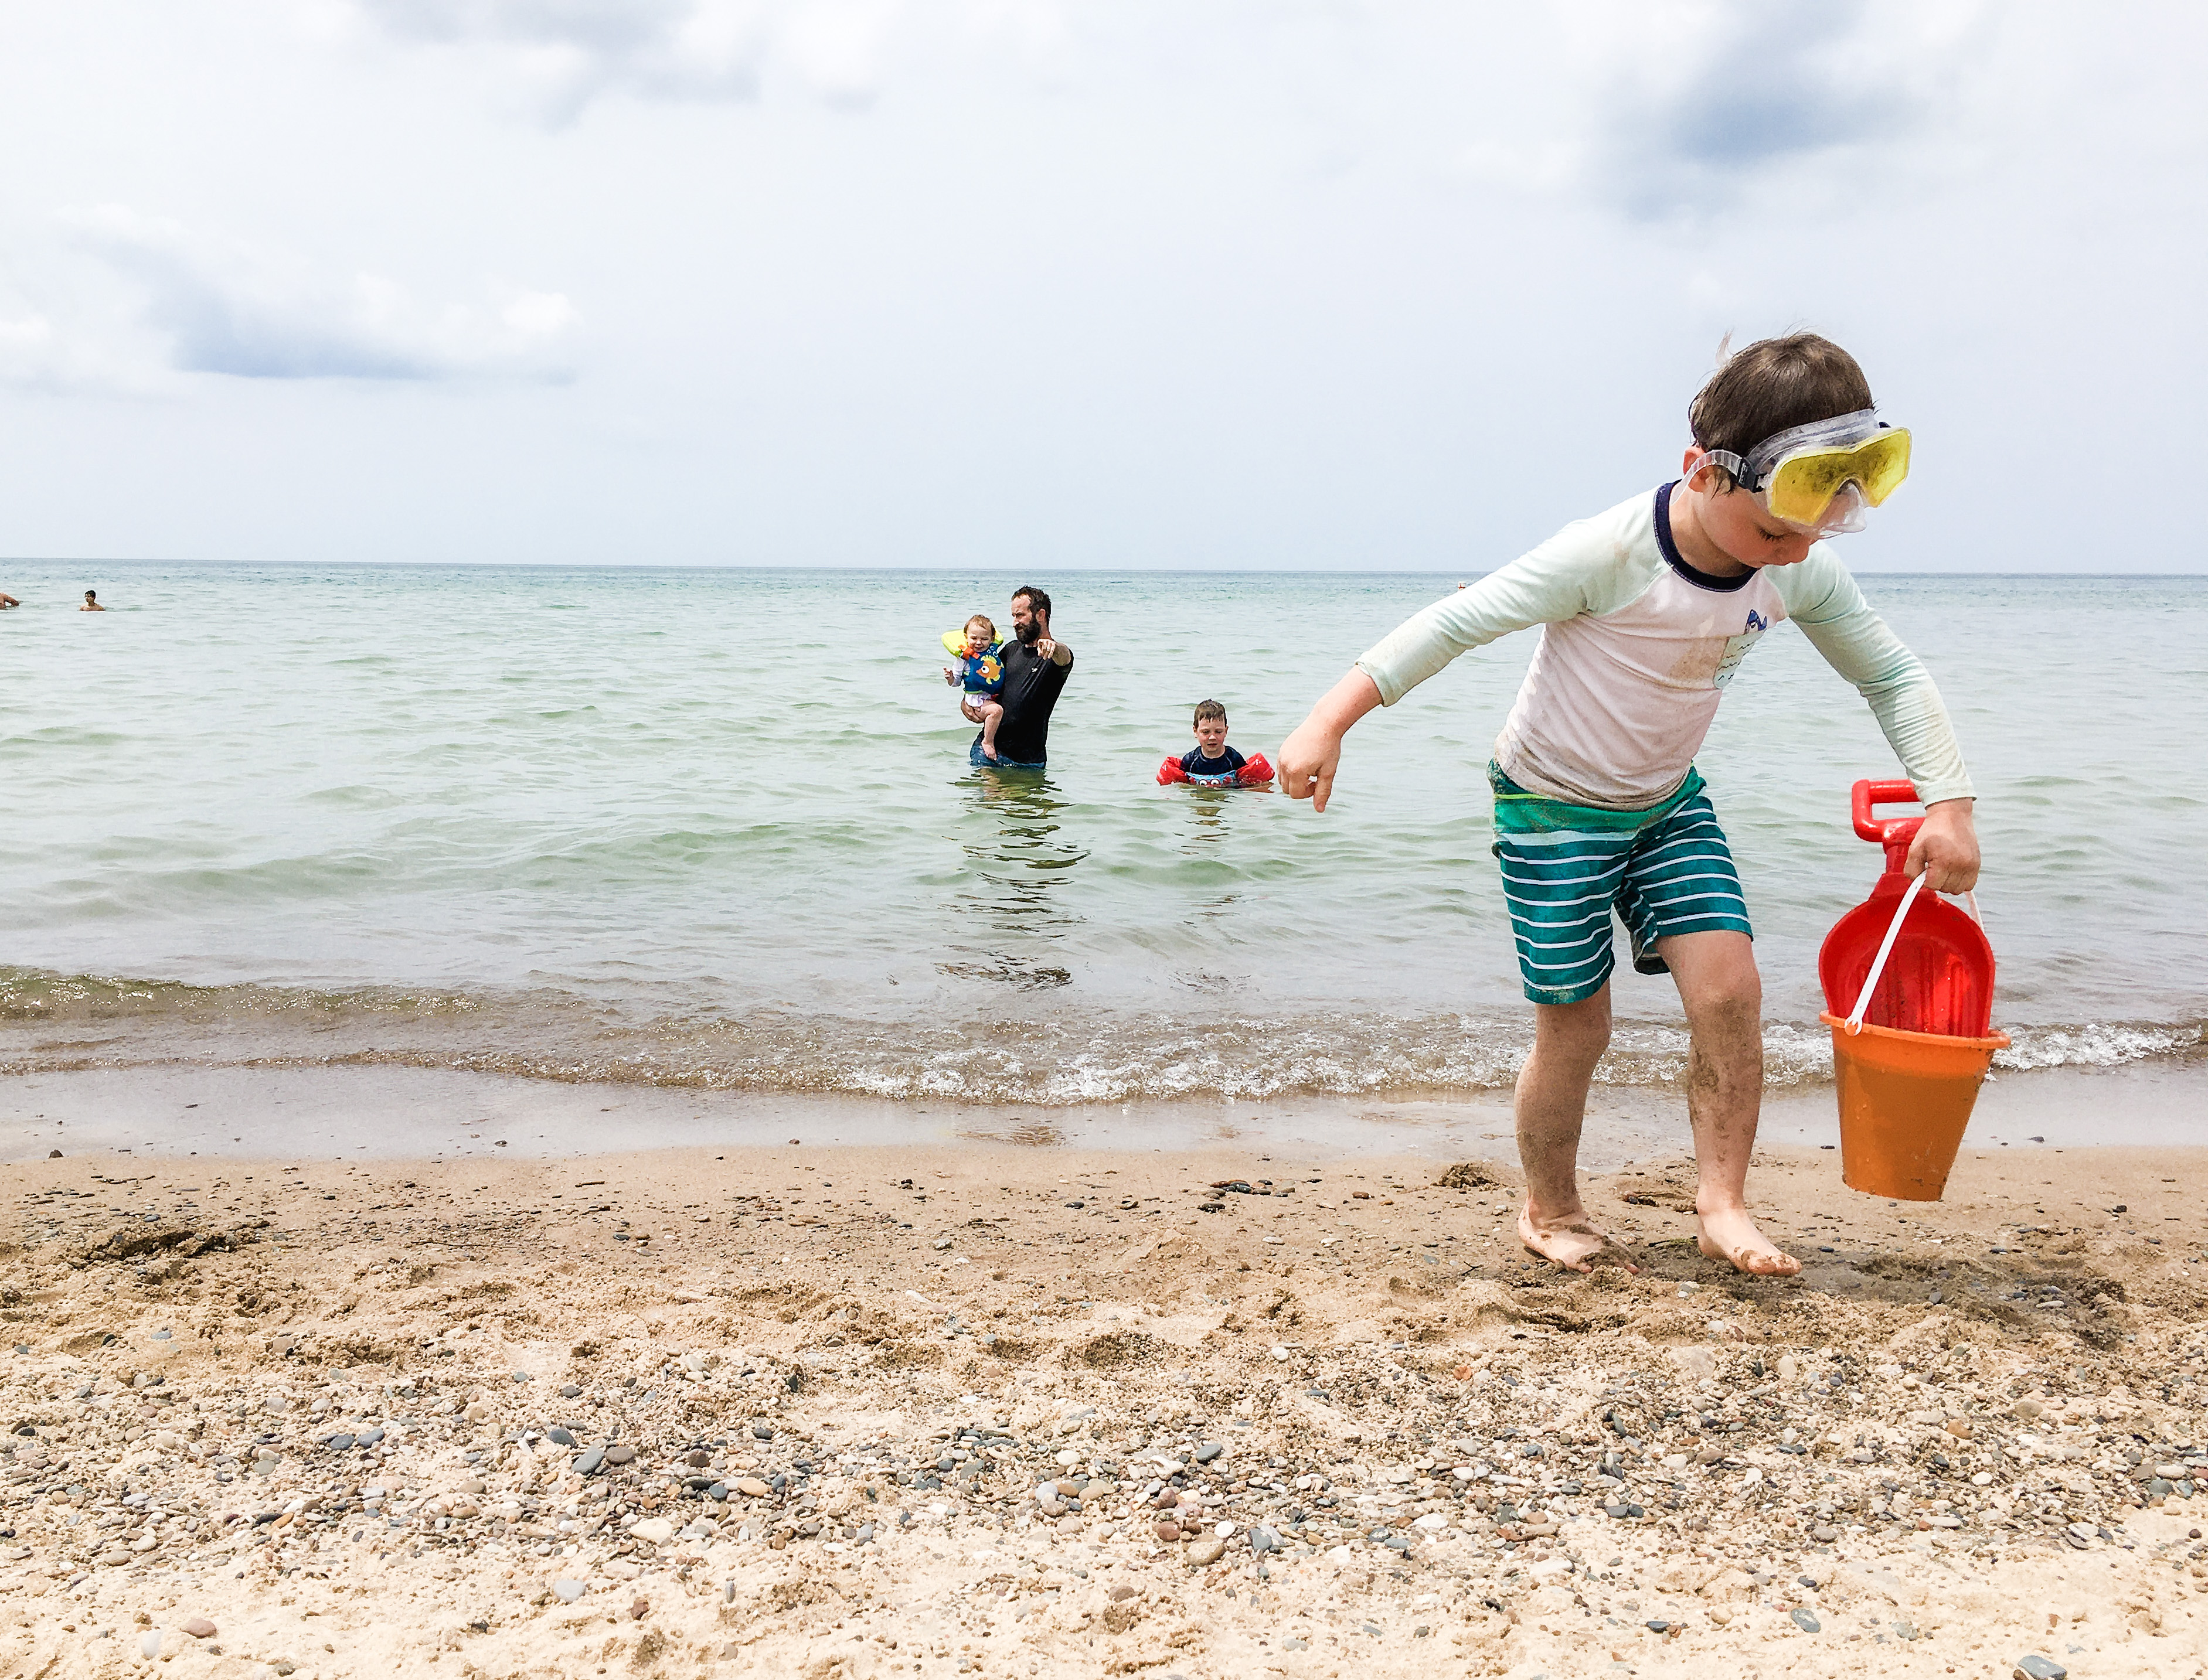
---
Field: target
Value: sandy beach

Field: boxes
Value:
[2,1107,2204,1679]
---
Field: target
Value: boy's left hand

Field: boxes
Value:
[1906,799,1981,894]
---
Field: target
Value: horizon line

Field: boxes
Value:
[5,556,2203,581]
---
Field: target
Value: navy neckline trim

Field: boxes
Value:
[1654,482,1753,594]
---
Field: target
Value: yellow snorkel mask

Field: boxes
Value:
[1684,407,1911,537]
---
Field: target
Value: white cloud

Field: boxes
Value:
[1457,0,1994,223]
[64,206,579,383]
[349,0,906,121]
[0,270,165,396]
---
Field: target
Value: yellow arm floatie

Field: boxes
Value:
[941,631,970,656]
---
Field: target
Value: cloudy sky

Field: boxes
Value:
[1,1,2202,572]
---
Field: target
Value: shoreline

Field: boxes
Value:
[2,1058,2203,1167]
[2,1133,2205,1676]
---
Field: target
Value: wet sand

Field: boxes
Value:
[2,1116,2206,1678]
[2,1058,2200,1167]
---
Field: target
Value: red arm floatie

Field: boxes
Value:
[1236,754,1274,787]
[1157,756,1190,785]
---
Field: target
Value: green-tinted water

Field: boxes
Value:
[1,562,2200,1100]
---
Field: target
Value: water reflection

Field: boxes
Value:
[938,766,1090,987]
[1180,785,1236,846]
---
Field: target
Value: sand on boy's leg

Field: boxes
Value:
[1516,929,1798,1277]
[1661,928,1799,1275]
[1513,984,1639,1272]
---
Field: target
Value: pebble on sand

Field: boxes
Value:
[181,1618,217,1639]
[2013,1659,2068,1680]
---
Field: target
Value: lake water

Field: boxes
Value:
[2,561,2201,1105]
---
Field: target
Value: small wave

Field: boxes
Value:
[1994,1021,2205,1072]
[0,966,2196,1105]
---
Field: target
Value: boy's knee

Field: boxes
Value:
[1534,996,1611,1061]
[1701,974,1761,1019]
[1686,983,1763,1069]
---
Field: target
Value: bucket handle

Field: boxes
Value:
[1843,880,1989,1034]
[1844,874,1927,1035]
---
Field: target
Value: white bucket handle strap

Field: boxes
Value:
[1845,874,1927,1035]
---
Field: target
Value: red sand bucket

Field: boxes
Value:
[1816,780,2008,1201]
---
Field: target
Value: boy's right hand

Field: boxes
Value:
[1280,721,1343,812]
[1281,668,1383,812]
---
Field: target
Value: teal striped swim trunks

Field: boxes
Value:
[1489,762,1753,1006]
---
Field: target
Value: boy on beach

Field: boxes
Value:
[1279,333,1981,1278]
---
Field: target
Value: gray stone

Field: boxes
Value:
[1192,1442,1224,1464]
[573,1446,606,1476]
[324,1433,356,1450]
[2012,1659,2067,1680]
[707,1482,729,1501]
[552,1579,586,1603]
[560,1384,583,1398]
[1247,1525,1281,1554]
[605,1444,636,1464]
[547,1427,577,1447]
[1790,1609,1821,1633]
[358,1427,385,1446]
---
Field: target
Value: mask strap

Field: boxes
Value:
[1682,449,1750,493]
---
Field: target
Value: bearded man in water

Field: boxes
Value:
[962,585,1073,771]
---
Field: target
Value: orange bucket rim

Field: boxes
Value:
[1819,1011,2009,1052]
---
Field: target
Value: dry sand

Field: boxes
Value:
[2,1133,2206,1679]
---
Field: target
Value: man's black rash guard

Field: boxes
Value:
[984,639,1073,764]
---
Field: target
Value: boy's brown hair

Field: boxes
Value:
[965,613,996,642]
[1192,699,1227,725]
[1689,333,1873,489]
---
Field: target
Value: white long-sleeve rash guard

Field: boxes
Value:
[1355,483,1975,812]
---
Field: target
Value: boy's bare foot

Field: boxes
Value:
[1694,1205,1800,1276]
[1518,1204,1638,1274]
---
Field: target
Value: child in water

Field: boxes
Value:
[1158,699,1275,786]
[943,614,1007,762]
[1180,700,1248,783]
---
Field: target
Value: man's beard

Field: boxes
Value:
[1016,621,1041,645]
